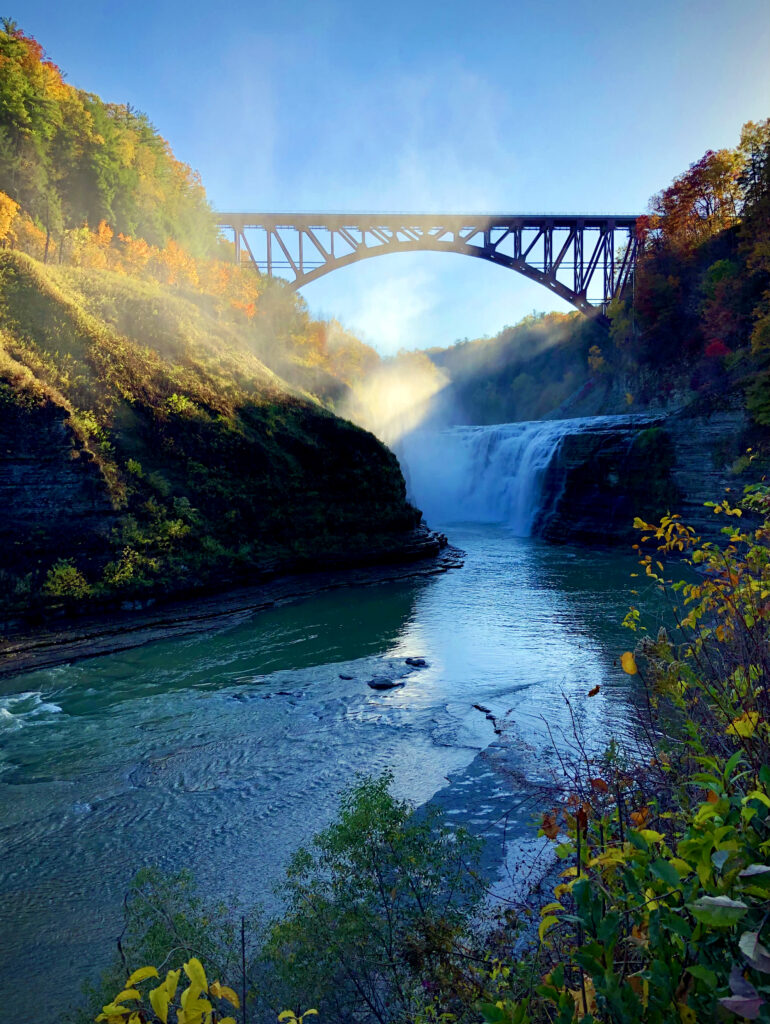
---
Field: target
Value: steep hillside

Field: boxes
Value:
[0,253,428,620]
[423,312,603,425]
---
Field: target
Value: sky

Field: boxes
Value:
[18,0,770,354]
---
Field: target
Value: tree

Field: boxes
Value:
[263,774,482,1024]
[649,149,742,252]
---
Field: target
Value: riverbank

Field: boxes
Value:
[0,539,463,680]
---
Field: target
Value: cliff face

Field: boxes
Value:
[536,417,670,544]
[668,408,750,535]
[535,408,750,544]
[0,394,117,573]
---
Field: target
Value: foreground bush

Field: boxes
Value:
[484,486,770,1023]
[96,959,239,1024]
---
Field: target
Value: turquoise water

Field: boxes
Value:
[0,525,655,1019]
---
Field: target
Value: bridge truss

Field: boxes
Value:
[216,213,640,318]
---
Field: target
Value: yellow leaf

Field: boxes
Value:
[621,652,638,675]
[639,829,665,843]
[126,967,159,987]
[149,986,169,1024]
[567,977,597,1016]
[670,858,692,877]
[540,901,564,915]
[744,789,770,809]
[589,847,627,868]
[538,914,559,943]
[302,1014,319,1020]
[113,990,141,1005]
[278,1013,298,1023]
[98,1005,130,1019]
[678,1001,696,1024]
[210,982,240,1009]
[644,886,660,911]
[162,969,181,1000]
[726,711,760,738]
[178,997,212,1024]
[183,958,208,994]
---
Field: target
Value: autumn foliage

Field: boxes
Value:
[606,119,770,414]
[0,19,215,257]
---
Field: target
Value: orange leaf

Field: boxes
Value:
[541,811,559,840]
[587,685,601,697]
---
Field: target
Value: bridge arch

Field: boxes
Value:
[216,212,640,320]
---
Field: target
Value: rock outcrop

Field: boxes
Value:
[535,406,750,544]
[0,395,117,571]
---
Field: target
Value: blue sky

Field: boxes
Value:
[19,0,770,354]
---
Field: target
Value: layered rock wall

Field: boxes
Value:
[0,398,117,572]
[535,408,750,544]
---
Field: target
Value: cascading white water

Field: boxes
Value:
[399,415,657,536]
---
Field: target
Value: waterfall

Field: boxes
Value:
[399,415,658,536]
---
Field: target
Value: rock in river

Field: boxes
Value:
[367,676,405,690]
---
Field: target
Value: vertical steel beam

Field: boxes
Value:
[543,221,553,274]
[604,222,615,305]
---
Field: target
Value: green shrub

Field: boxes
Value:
[42,558,91,600]
[262,773,483,1024]
[165,392,197,415]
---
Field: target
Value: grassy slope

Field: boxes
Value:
[0,253,421,615]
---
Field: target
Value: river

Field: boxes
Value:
[0,419,662,1020]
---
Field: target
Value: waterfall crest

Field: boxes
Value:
[399,415,657,536]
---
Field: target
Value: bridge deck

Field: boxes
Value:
[217,212,639,230]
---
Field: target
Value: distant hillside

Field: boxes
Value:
[422,311,604,425]
[0,253,426,620]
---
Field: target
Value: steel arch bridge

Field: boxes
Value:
[216,212,640,320]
